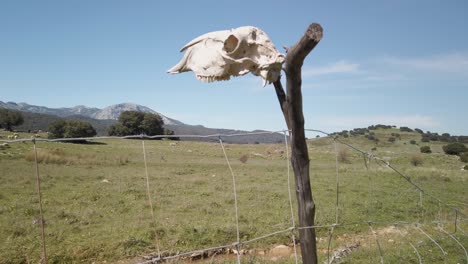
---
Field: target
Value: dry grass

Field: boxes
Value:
[239,154,249,164]
[337,148,351,163]
[410,155,424,166]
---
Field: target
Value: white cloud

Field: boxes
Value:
[382,53,468,74]
[303,60,360,76]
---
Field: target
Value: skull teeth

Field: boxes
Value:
[196,75,230,82]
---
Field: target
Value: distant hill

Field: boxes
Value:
[165,124,285,144]
[0,101,182,125]
[1,101,285,143]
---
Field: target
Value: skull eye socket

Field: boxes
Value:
[224,35,239,54]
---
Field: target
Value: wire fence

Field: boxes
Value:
[0,129,467,263]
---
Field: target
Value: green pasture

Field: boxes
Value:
[0,129,466,263]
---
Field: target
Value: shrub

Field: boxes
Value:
[239,154,249,164]
[420,146,431,154]
[410,155,423,166]
[388,137,396,143]
[414,128,424,134]
[338,148,351,163]
[465,165,468,170]
[400,126,413,132]
[460,153,468,163]
[442,142,468,155]
[421,137,430,143]
[409,140,417,145]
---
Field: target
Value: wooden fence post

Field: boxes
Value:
[273,23,323,264]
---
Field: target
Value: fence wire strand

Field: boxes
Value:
[438,226,468,264]
[142,141,161,260]
[219,137,241,264]
[368,222,384,264]
[415,225,447,263]
[395,225,423,264]
[33,140,48,264]
[284,131,299,264]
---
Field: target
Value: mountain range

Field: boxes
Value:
[0,101,285,144]
[0,101,182,125]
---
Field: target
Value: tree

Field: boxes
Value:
[0,109,24,131]
[442,142,468,155]
[47,120,67,138]
[400,126,413,132]
[47,120,97,139]
[108,111,164,136]
[64,120,97,138]
[420,146,432,153]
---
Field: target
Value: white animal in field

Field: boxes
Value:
[168,26,285,87]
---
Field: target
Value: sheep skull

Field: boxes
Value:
[167,26,285,86]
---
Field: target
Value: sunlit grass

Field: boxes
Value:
[0,129,466,263]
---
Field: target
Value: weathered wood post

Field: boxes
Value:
[273,23,323,264]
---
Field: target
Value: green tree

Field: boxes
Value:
[420,146,432,154]
[442,142,468,155]
[108,111,164,136]
[0,109,24,131]
[164,129,180,140]
[64,120,97,138]
[47,120,97,139]
[141,113,164,136]
[47,120,67,138]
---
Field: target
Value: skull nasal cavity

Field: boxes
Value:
[224,35,239,54]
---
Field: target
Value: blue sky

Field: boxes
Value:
[1,1,467,135]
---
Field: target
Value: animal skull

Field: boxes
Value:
[167,26,285,86]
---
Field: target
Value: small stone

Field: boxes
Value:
[270,245,291,257]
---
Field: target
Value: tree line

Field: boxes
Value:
[0,109,176,140]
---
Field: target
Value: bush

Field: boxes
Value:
[47,120,97,139]
[410,140,417,145]
[410,155,424,166]
[239,154,249,164]
[465,165,468,170]
[460,153,468,163]
[388,137,396,143]
[442,142,468,155]
[420,146,432,154]
[400,126,413,132]
[338,148,351,163]
[421,137,430,143]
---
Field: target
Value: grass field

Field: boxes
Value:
[0,128,467,263]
